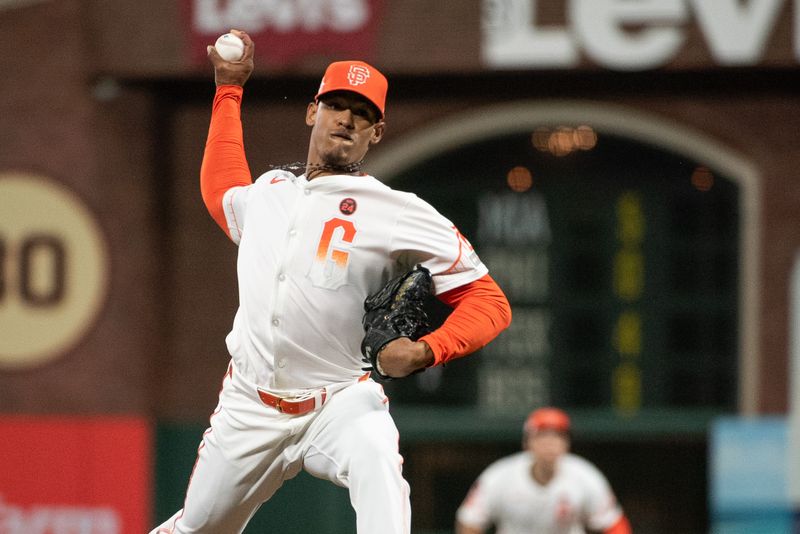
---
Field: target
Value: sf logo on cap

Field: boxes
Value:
[347,65,370,86]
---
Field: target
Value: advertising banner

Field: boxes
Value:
[710,417,793,534]
[482,0,799,70]
[0,416,151,534]
[184,0,386,67]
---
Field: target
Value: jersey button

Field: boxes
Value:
[272,318,280,326]
[289,230,297,237]
[278,274,286,281]
[304,189,311,196]
[277,359,286,368]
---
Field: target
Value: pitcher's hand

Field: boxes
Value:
[207,29,254,87]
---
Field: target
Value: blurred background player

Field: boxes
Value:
[455,407,632,534]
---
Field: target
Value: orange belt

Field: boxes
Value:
[257,389,327,415]
[257,373,370,415]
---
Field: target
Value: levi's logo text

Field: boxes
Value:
[339,198,357,215]
[347,65,370,86]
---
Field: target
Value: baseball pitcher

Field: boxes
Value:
[151,29,512,534]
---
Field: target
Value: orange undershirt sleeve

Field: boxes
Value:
[604,515,632,534]
[200,85,253,236]
[419,274,512,366]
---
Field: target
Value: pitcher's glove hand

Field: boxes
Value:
[361,265,434,380]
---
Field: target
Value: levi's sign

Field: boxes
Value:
[186,0,384,66]
[483,0,798,70]
[193,0,371,33]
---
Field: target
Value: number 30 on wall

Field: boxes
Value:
[0,234,66,306]
[0,174,108,369]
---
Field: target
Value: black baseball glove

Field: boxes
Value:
[361,265,434,380]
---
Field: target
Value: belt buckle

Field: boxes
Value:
[276,394,301,414]
[258,390,287,412]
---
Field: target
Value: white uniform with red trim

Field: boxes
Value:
[153,169,486,534]
[224,169,485,389]
[457,451,624,534]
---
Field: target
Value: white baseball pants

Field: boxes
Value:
[151,363,411,534]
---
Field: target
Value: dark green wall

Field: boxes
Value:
[154,410,711,533]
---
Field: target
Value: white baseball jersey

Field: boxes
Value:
[457,451,624,534]
[220,169,487,391]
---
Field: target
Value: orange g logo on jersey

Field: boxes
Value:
[308,217,357,290]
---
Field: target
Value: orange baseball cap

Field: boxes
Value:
[315,60,388,118]
[524,407,571,434]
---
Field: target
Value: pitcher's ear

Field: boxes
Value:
[370,121,385,144]
[306,102,318,126]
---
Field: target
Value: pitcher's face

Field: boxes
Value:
[306,91,384,169]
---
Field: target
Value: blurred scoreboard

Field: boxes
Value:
[385,131,738,416]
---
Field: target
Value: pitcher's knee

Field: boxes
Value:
[348,424,399,464]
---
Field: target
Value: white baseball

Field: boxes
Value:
[214,33,245,62]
